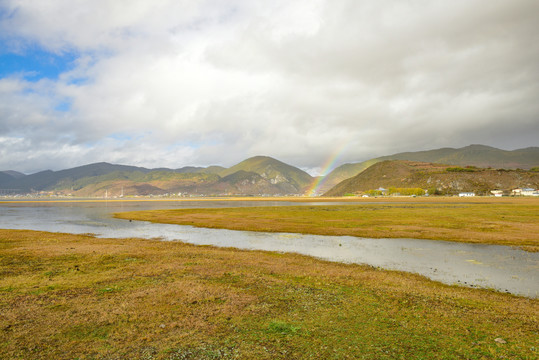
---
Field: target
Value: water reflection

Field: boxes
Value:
[0,200,537,298]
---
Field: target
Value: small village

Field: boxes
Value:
[459,188,539,197]
[358,186,539,198]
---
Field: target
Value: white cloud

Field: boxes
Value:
[0,0,538,173]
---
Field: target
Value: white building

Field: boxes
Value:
[459,192,475,197]
[512,188,539,196]
[522,188,539,196]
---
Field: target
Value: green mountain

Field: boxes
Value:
[54,166,305,197]
[0,162,155,192]
[325,160,539,196]
[218,170,296,195]
[220,170,262,183]
[61,171,222,197]
[1,170,26,179]
[218,156,313,193]
[0,162,230,194]
[175,165,225,174]
[0,172,15,185]
[3,146,537,197]
[377,145,539,168]
[319,145,539,193]
[0,157,312,196]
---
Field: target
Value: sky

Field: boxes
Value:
[0,0,538,175]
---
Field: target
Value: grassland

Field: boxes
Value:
[115,197,539,252]
[1,229,538,359]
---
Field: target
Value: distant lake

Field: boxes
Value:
[0,200,537,298]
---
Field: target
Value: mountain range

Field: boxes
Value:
[1,145,538,197]
[0,156,312,197]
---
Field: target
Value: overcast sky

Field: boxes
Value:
[0,0,538,175]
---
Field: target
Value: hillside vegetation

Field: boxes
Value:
[0,157,313,197]
[2,145,537,197]
[320,145,539,193]
[218,156,313,192]
[325,160,539,196]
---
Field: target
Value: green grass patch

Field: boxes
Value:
[266,321,302,335]
[61,323,111,340]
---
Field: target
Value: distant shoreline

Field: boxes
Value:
[0,195,534,204]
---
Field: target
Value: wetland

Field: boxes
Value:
[1,197,538,359]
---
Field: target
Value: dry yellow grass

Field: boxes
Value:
[1,229,538,359]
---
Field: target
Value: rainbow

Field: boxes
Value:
[305,141,349,196]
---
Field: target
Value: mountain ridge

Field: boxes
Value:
[318,145,539,193]
[1,145,538,197]
[0,157,313,196]
[325,160,539,196]
[218,156,313,193]
[1,170,26,179]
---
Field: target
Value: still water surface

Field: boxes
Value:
[0,200,537,298]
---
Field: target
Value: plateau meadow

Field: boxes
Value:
[0,229,537,359]
[115,197,539,252]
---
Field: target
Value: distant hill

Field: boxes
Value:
[0,162,154,193]
[218,170,298,195]
[61,171,222,197]
[3,146,537,197]
[1,170,26,179]
[0,157,312,197]
[325,160,539,196]
[53,165,306,197]
[377,145,539,168]
[218,156,313,193]
[319,145,539,193]
[0,172,15,185]
[175,165,225,174]
[174,166,206,173]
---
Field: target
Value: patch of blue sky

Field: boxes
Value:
[0,5,15,20]
[67,77,89,86]
[21,87,36,95]
[54,100,72,112]
[0,43,78,81]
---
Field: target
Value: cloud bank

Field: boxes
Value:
[0,0,538,174]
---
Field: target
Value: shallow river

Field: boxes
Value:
[0,200,537,298]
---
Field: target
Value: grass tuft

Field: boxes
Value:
[266,321,302,335]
